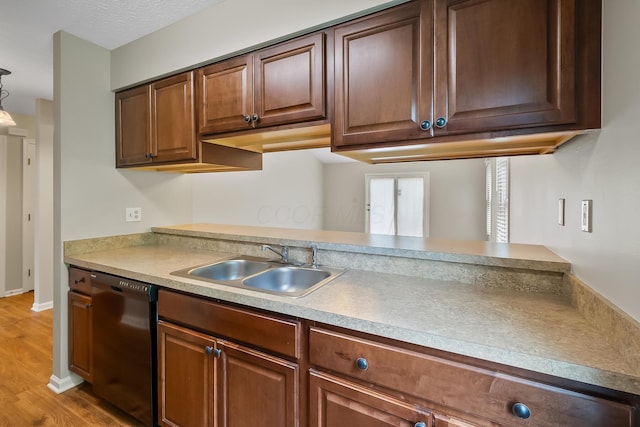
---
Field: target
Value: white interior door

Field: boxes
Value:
[23,139,36,292]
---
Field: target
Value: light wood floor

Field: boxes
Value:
[0,292,144,426]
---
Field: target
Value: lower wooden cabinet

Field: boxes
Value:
[309,370,431,427]
[157,319,299,427]
[218,340,298,427]
[308,326,635,427]
[158,321,215,427]
[68,291,93,382]
[68,267,93,382]
[157,290,300,427]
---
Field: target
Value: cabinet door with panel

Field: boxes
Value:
[433,0,577,135]
[333,1,433,148]
[254,32,326,128]
[68,291,93,382]
[309,371,432,427]
[151,71,197,163]
[197,55,254,134]
[116,85,152,166]
[157,321,216,427]
[217,340,298,427]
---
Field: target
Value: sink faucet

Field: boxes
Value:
[262,244,289,263]
[310,244,319,269]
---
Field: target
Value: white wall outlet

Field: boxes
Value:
[581,200,592,232]
[558,198,565,226]
[125,207,142,222]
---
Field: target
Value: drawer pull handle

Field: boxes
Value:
[74,277,86,284]
[356,357,369,371]
[512,402,531,419]
[414,422,427,427]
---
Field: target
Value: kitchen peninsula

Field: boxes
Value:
[64,224,640,426]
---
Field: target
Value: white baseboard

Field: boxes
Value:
[4,289,25,297]
[32,300,54,312]
[47,374,84,394]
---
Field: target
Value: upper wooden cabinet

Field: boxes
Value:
[197,32,326,135]
[333,1,432,147]
[116,71,197,167]
[433,0,577,135]
[333,0,601,154]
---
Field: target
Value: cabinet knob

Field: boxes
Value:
[356,357,369,371]
[512,402,531,419]
[435,117,447,128]
[74,277,85,284]
[414,422,427,427]
[252,114,260,123]
[205,346,222,358]
[243,115,252,123]
[85,303,92,309]
[419,120,431,131]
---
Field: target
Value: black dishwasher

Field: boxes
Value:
[90,272,158,426]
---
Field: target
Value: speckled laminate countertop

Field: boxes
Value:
[64,233,640,396]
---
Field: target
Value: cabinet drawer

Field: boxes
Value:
[69,267,92,294]
[309,327,633,427]
[158,289,300,359]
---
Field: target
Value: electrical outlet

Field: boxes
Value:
[581,200,592,232]
[125,207,142,222]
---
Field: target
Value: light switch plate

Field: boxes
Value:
[581,200,592,232]
[558,198,565,226]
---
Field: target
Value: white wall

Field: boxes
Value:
[111,0,404,89]
[324,159,487,240]
[51,32,193,390]
[35,98,54,310]
[510,1,640,322]
[192,151,324,229]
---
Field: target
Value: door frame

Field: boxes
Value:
[23,138,36,292]
[0,136,7,297]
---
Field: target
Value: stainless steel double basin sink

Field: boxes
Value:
[171,256,344,298]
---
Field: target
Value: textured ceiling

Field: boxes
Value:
[0,0,224,115]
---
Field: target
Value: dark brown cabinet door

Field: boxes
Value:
[68,291,93,382]
[309,371,432,427]
[115,85,152,166]
[158,321,216,427]
[151,72,197,163]
[254,32,326,127]
[433,0,577,135]
[217,341,298,427]
[333,1,433,148]
[197,55,254,134]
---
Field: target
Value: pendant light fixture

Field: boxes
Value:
[0,68,16,127]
